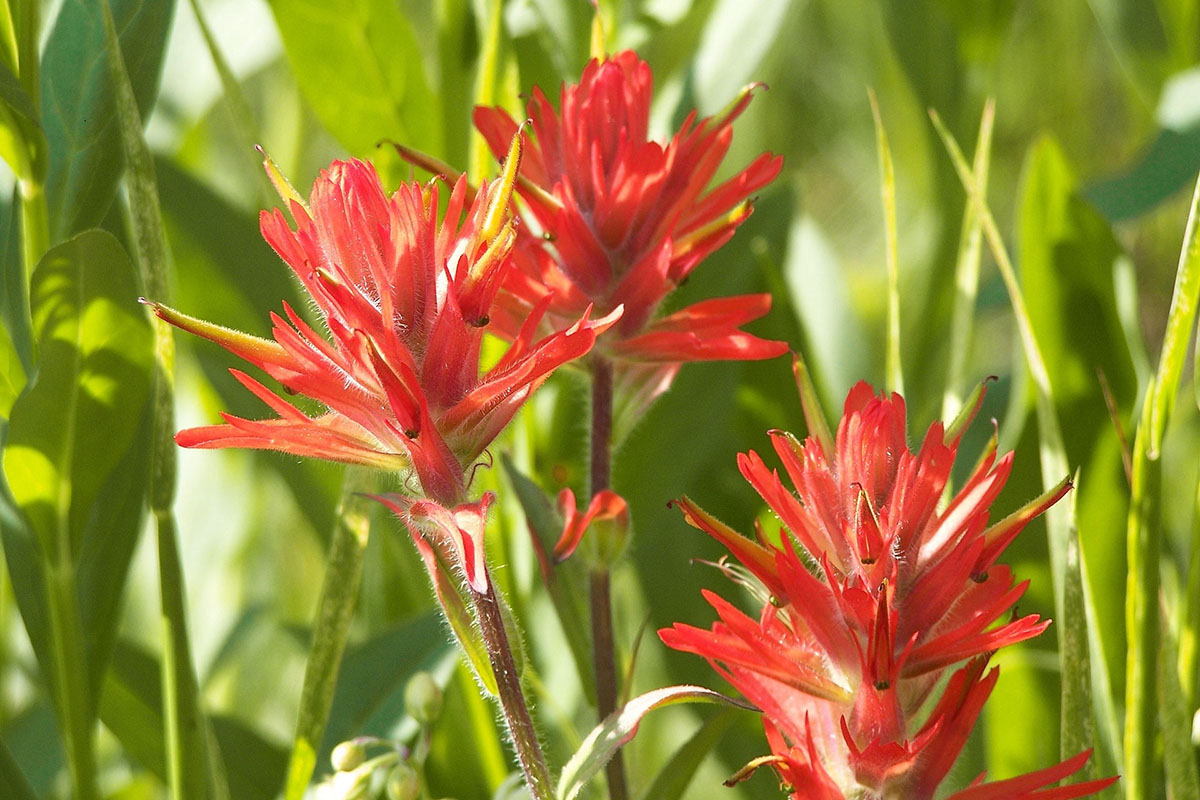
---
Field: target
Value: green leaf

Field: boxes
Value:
[268,0,442,165]
[41,0,175,239]
[101,638,289,800]
[0,734,38,800]
[318,611,451,757]
[283,469,376,800]
[557,685,754,800]
[0,57,45,182]
[635,708,737,800]
[0,700,63,796]
[501,454,595,705]
[0,188,33,375]
[3,229,152,571]
[1159,611,1200,800]
[0,320,25,420]
[868,89,903,397]
[2,229,153,697]
[691,0,793,113]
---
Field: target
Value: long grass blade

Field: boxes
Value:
[1159,599,1200,800]
[470,0,505,181]
[942,99,994,423]
[930,110,1097,778]
[868,89,903,396]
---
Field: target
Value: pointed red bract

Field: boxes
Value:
[661,381,1116,798]
[474,51,787,396]
[154,156,600,507]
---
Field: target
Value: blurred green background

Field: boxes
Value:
[3,0,1200,797]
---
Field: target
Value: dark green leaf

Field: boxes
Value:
[268,0,442,164]
[0,735,38,800]
[1085,126,1200,222]
[0,701,63,797]
[0,189,33,375]
[41,0,175,239]
[318,611,450,757]
[636,708,737,800]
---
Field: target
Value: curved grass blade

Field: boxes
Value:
[930,110,1099,777]
[635,707,738,800]
[557,685,755,800]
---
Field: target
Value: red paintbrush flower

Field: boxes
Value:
[660,381,1117,798]
[149,141,605,508]
[473,50,788,398]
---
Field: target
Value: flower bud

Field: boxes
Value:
[331,740,367,772]
[385,764,421,800]
[404,671,443,725]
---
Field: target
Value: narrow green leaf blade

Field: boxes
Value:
[283,468,375,800]
[867,89,903,396]
[1159,611,1200,800]
[635,708,737,800]
[0,57,45,181]
[557,685,754,800]
[0,727,41,800]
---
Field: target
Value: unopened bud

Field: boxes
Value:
[331,765,372,800]
[386,764,421,800]
[331,740,367,771]
[404,671,443,725]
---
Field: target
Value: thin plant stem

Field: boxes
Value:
[589,355,629,800]
[470,572,555,800]
[45,562,98,800]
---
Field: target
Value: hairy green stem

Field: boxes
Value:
[471,573,554,800]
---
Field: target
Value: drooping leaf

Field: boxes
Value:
[268,0,442,167]
[557,685,754,800]
[41,0,175,239]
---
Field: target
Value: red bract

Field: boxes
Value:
[150,144,603,507]
[660,381,1117,798]
[473,51,787,390]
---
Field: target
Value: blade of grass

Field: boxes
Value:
[1181,476,1200,709]
[283,468,375,800]
[1159,597,1200,800]
[942,99,994,423]
[867,89,903,397]
[101,3,213,797]
[1124,170,1200,799]
[930,109,1097,776]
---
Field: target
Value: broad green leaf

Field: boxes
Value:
[635,708,737,800]
[2,229,153,708]
[268,0,442,165]
[557,685,753,800]
[283,468,376,800]
[41,0,175,239]
[3,229,152,568]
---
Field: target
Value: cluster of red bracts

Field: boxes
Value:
[660,383,1118,798]
[149,50,783,596]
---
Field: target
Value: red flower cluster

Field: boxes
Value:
[151,146,605,508]
[661,382,1118,799]
[474,50,788,402]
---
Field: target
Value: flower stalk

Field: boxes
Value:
[470,571,555,800]
[588,355,629,800]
